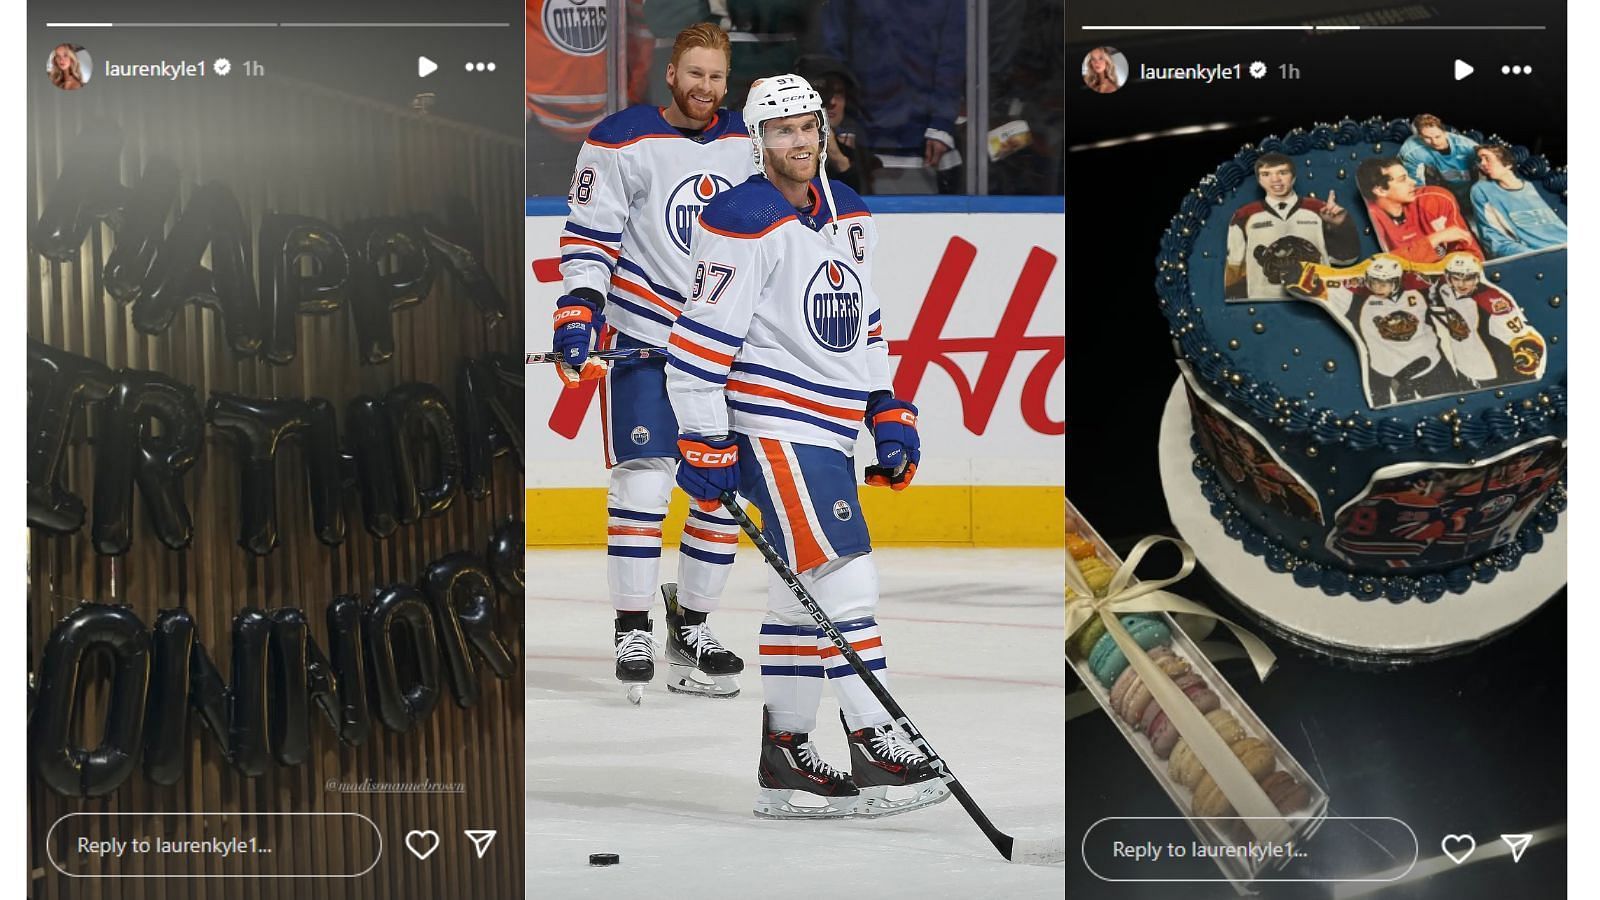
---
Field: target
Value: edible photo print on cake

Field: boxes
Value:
[1287,252,1547,408]
[1326,436,1564,569]
[1223,153,1361,301]
[1179,362,1324,525]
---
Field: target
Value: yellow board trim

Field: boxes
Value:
[526,486,1063,547]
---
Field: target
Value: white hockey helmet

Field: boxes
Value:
[1443,252,1483,278]
[743,73,827,171]
[743,72,841,231]
[1365,255,1404,283]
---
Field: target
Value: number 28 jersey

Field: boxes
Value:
[665,175,891,454]
[559,105,753,347]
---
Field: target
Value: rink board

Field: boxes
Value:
[526,485,1064,546]
[525,206,1066,546]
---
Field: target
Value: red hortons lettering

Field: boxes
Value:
[890,237,1063,436]
[533,237,1065,439]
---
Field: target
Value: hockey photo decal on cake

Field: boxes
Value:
[1222,152,1360,301]
[1180,362,1323,525]
[1286,252,1546,409]
[1326,436,1564,569]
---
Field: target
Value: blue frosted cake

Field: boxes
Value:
[1158,117,1567,603]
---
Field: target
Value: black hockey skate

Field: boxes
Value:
[662,583,743,698]
[843,713,952,816]
[755,707,859,818]
[614,612,655,706]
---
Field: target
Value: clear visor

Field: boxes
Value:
[759,113,823,150]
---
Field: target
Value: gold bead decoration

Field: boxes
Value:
[1550,296,1562,307]
[1229,373,1244,386]
[1228,339,1241,350]
[1306,446,1319,458]
[1254,322,1266,334]
[1337,168,1347,179]
[1536,272,1544,281]
[1490,271,1502,283]
[1281,363,1290,371]
[1307,390,1317,399]
[1324,360,1337,372]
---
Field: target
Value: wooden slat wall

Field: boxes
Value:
[27,73,524,900]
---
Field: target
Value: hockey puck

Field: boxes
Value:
[589,853,620,867]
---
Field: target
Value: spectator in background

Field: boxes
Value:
[1470,144,1568,258]
[819,0,965,194]
[794,54,876,194]
[526,0,652,196]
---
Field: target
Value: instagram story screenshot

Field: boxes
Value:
[1068,1,1567,897]
[22,1,526,898]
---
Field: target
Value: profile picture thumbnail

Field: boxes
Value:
[1082,46,1127,94]
[48,43,92,92]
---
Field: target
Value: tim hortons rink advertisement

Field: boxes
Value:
[522,211,1067,546]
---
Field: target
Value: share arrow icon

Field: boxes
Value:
[1501,833,1531,863]
[465,829,497,859]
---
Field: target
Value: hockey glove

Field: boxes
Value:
[552,290,607,387]
[676,434,740,512]
[864,392,919,490]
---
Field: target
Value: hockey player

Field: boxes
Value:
[1427,252,1546,387]
[1224,153,1360,299]
[1356,157,1483,263]
[1470,144,1568,258]
[552,24,754,701]
[665,74,951,819]
[1293,255,1461,406]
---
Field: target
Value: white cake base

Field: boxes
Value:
[1158,376,1566,659]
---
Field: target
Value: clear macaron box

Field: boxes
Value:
[1067,499,1330,893]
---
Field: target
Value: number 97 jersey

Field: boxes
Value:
[665,174,892,455]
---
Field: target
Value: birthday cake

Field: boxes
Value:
[1158,117,1567,603]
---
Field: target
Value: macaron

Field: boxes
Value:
[1109,664,1141,713]
[1067,533,1097,560]
[1230,737,1276,780]
[1146,711,1183,759]
[1169,739,1207,790]
[1076,556,1114,594]
[1113,647,1183,726]
[1205,709,1247,745]
[1192,773,1235,818]
[1088,616,1171,687]
[1067,615,1106,662]
[1258,770,1311,815]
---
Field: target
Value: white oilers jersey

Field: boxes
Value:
[559,105,754,346]
[1322,274,1442,378]
[1432,281,1536,382]
[665,175,890,453]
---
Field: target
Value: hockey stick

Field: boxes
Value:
[524,347,667,364]
[719,492,1066,866]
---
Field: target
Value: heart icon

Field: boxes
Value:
[1441,834,1475,865]
[406,829,441,861]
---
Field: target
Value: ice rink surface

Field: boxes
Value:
[528,547,1066,897]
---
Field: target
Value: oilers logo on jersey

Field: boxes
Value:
[666,173,735,255]
[542,0,607,56]
[804,260,864,353]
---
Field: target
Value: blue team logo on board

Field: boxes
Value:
[543,0,607,57]
[802,259,864,353]
[665,173,734,255]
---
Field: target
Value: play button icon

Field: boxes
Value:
[418,55,438,78]
[1454,59,1474,81]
